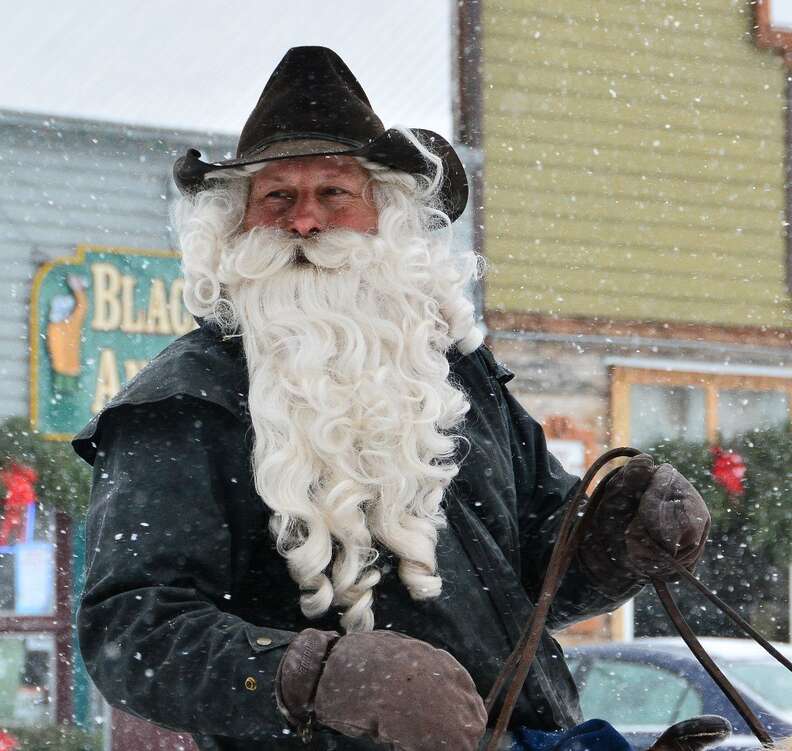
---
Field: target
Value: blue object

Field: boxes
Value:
[25,502,36,542]
[14,541,55,614]
[514,719,634,751]
[0,502,37,554]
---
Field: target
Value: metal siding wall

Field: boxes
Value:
[482,0,791,328]
[0,112,235,421]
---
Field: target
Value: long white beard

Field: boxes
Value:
[217,225,473,632]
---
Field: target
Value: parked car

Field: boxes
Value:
[565,637,792,750]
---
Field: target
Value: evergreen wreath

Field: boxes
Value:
[635,423,792,640]
[0,416,92,519]
[649,424,792,566]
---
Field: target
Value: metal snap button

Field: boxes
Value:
[244,677,257,691]
[255,636,273,646]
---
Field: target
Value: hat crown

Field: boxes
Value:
[173,46,469,222]
[236,46,385,158]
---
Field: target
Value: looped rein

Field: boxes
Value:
[483,446,791,751]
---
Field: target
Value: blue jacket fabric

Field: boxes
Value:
[515,720,634,751]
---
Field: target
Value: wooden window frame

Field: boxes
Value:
[609,365,792,641]
[755,0,792,55]
[611,366,792,446]
[0,512,73,725]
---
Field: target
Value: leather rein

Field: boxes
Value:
[483,447,792,751]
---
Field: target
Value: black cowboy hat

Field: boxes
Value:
[173,46,469,222]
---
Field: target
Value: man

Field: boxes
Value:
[73,47,714,751]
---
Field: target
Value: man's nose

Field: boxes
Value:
[285,195,328,237]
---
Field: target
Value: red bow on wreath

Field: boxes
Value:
[0,462,38,546]
[710,447,746,498]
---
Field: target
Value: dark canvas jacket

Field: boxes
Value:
[73,321,642,750]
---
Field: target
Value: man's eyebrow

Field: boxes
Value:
[252,174,289,186]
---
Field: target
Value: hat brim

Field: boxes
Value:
[173,128,469,223]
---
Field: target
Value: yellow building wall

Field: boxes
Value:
[482,0,792,328]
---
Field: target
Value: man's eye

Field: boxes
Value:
[323,187,348,196]
[265,191,291,200]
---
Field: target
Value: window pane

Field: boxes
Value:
[0,505,56,616]
[717,390,788,441]
[577,658,702,727]
[770,0,792,30]
[0,635,55,727]
[723,661,792,714]
[673,686,703,723]
[630,385,706,449]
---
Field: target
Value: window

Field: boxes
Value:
[611,363,792,449]
[0,504,56,616]
[723,660,792,715]
[576,658,703,727]
[718,389,789,441]
[0,634,55,727]
[609,361,792,641]
[0,496,64,727]
[628,384,706,448]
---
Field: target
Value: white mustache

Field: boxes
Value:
[219,227,382,284]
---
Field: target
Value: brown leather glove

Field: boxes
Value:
[275,628,487,750]
[579,454,711,586]
[646,715,732,751]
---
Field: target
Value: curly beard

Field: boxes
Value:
[175,171,483,632]
[214,222,473,631]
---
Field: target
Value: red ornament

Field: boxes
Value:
[0,729,19,751]
[0,462,38,546]
[710,447,746,497]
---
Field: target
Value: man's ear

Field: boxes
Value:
[361,175,379,210]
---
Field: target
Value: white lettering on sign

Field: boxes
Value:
[92,348,121,413]
[90,262,195,336]
[90,349,151,414]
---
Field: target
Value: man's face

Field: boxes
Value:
[242,155,380,237]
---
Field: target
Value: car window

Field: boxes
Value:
[576,658,703,727]
[723,661,792,715]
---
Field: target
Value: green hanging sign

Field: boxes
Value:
[30,245,195,440]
